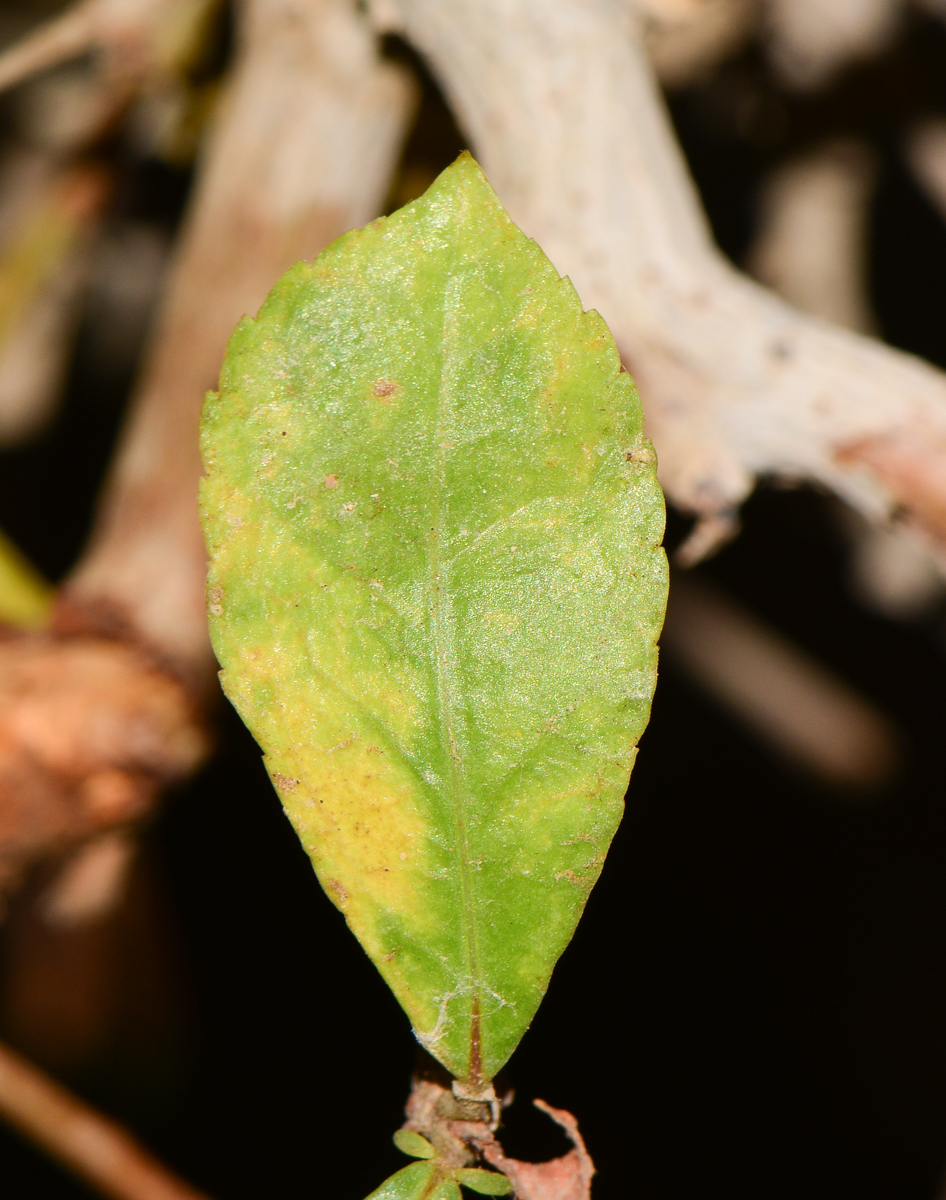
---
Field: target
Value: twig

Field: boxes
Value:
[673,138,921,763]
[39,829,137,926]
[0,0,218,441]
[662,573,900,790]
[0,0,169,96]
[393,0,946,564]
[0,2,104,95]
[0,1037,210,1200]
[748,139,878,333]
[748,136,946,618]
[762,0,903,89]
[643,0,757,87]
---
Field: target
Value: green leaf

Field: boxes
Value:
[200,152,667,1084]
[365,1162,435,1200]
[455,1168,513,1195]
[393,1129,435,1159]
[365,1164,462,1200]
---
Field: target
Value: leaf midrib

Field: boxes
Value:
[427,243,483,1086]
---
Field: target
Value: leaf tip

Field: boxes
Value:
[455,1168,513,1196]
[393,1129,436,1159]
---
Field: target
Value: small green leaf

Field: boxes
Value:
[393,1129,435,1159]
[365,1161,436,1200]
[201,152,667,1085]
[455,1168,513,1195]
[364,1163,463,1200]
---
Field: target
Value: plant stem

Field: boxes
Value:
[0,1038,210,1200]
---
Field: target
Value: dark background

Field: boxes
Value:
[3,9,946,1199]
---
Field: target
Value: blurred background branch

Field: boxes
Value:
[1,0,946,1196]
[0,1036,210,1200]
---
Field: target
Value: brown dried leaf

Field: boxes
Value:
[476,1101,594,1200]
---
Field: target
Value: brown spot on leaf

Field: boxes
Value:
[326,877,349,905]
[272,772,299,792]
[324,474,338,489]
[372,379,399,401]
